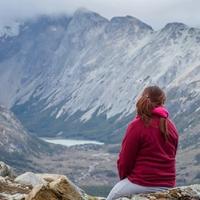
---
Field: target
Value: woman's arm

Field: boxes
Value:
[117,120,141,180]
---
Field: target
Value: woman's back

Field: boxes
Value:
[126,115,178,187]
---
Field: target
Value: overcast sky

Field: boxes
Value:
[0,0,200,30]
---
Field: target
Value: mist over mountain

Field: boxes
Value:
[0,8,200,144]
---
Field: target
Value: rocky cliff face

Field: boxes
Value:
[0,8,199,143]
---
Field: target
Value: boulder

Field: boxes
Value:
[26,174,88,200]
[49,176,84,199]
[0,161,15,177]
[15,172,47,187]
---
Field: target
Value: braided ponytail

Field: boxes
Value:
[136,95,154,124]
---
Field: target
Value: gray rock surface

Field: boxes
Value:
[15,172,47,187]
[0,161,15,177]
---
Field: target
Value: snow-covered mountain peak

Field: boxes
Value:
[65,8,108,41]
[104,16,153,41]
[73,7,93,15]
[72,8,108,26]
[107,15,153,33]
[125,15,153,31]
[155,22,191,42]
[161,22,188,33]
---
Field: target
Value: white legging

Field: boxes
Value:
[106,178,170,200]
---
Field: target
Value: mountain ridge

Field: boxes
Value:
[0,9,200,143]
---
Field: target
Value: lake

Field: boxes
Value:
[40,137,104,147]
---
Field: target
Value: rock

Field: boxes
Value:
[36,174,64,183]
[26,184,58,200]
[15,172,47,187]
[0,176,6,183]
[37,173,86,196]
[49,176,84,199]
[0,193,27,200]
[115,184,200,199]
[26,175,87,200]
[0,161,15,177]
[131,197,148,200]
[0,175,31,200]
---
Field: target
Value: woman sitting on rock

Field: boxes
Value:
[106,85,179,200]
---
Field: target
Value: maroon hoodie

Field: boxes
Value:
[117,106,179,187]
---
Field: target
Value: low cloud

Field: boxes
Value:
[0,0,200,29]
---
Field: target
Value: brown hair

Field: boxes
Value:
[136,86,168,141]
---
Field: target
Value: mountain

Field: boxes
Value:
[0,105,56,172]
[0,8,200,144]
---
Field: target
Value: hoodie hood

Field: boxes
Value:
[152,106,169,118]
